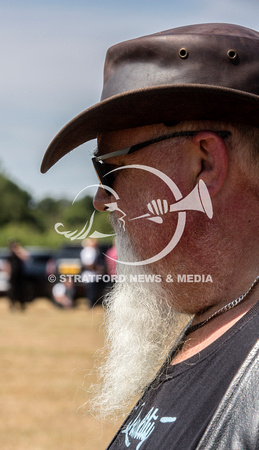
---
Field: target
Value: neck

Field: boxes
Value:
[171,277,258,365]
[186,275,259,335]
[194,274,258,322]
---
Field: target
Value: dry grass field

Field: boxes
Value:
[0,297,122,450]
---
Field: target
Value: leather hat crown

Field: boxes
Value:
[41,23,259,173]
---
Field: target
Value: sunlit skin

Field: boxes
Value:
[94,124,202,265]
[96,131,184,244]
[93,123,259,360]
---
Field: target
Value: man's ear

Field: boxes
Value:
[192,131,228,197]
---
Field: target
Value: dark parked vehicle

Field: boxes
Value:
[1,243,113,305]
[23,248,54,301]
[0,247,54,301]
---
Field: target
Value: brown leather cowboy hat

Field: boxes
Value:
[41,23,259,173]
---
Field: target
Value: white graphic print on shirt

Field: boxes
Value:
[121,403,177,449]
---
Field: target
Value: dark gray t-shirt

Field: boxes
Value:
[107,302,259,450]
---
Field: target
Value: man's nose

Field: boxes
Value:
[93,185,113,211]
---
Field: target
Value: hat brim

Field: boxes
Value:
[41,84,259,173]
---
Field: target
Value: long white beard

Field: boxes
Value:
[86,224,189,421]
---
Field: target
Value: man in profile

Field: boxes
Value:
[42,23,259,449]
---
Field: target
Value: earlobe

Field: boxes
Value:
[193,132,228,197]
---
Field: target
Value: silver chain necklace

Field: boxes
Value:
[185,275,259,336]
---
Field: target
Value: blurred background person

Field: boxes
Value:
[8,240,29,311]
[52,278,75,309]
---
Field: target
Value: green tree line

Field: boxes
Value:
[0,172,113,248]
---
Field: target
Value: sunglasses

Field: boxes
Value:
[92,130,231,195]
